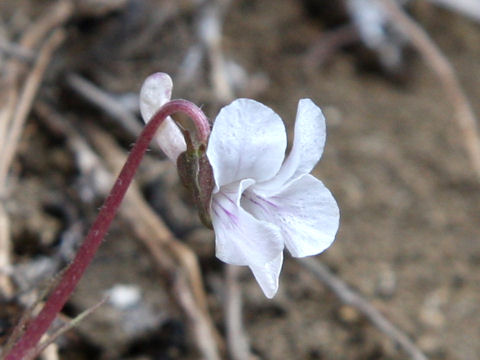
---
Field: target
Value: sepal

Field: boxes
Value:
[177,132,214,228]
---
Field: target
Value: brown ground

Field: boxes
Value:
[1,0,480,359]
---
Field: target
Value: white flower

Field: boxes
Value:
[138,73,339,298]
[140,73,186,161]
[206,99,339,298]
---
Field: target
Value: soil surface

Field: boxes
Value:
[1,0,480,359]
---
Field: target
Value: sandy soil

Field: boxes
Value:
[1,0,480,359]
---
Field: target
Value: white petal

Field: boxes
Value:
[151,119,187,162]
[249,252,283,298]
[206,99,287,189]
[140,72,173,121]
[257,99,326,193]
[210,180,284,267]
[243,174,339,258]
[139,73,186,161]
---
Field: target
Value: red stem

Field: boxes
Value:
[4,99,209,360]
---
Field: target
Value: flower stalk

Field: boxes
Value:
[4,99,209,360]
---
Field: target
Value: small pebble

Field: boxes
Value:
[338,305,361,323]
[419,288,448,329]
[106,284,141,310]
[375,264,397,298]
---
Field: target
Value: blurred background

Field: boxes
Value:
[1,0,479,359]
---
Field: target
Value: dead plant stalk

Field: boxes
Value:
[381,0,480,179]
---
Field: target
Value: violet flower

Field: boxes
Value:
[207,99,339,298]
[140,74,340,298]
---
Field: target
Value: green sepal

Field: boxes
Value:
[177,132,214,229]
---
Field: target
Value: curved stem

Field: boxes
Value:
[4,99,209,360]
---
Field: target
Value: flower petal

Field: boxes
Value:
[243,174,339,258]
[211,180,284,267]
[249,252,283,298]
[206,99,287,189]
[140,72,186,161]
[140,72,173,121]
[151,119,187,162]
[257,99,326,193]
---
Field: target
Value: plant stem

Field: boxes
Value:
[4,99,209,360]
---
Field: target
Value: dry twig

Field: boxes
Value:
[425,0,480,22]
[66,73,144,140]
[304,25,358,69]
[38,342,59,360]
[197,0,234,102]
[174,273,220,360]
[299,258,428,360]
[119,0,180,56]
[0,205,13,297]
[0,29,66,190]
[0,41,33,63]
[31,298,108,360]
[224,265,250,360]
[0,1,72,159]
[380,0,480,179]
